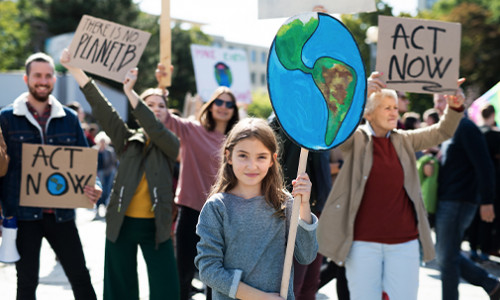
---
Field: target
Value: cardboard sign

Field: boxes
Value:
[258,0,376,19]
[68,15,151,82]
[376,16,461,94]
[20,144,98,209]
[190,44,252,103]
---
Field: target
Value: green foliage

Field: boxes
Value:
[340,1,396,75]
[421,0,500,97]
[0,1,30,70]
[247,91,273,119]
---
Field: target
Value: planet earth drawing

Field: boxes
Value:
[46,173,68,196]
[267,12,366,151]
[214,62,232,87]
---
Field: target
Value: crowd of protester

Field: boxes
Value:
[0,50,499,300]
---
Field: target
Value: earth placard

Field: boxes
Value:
[20,144,97,209]
[267,12,366,151]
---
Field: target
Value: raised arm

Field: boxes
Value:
[122,68,141,109]
[60,48,130,153]
[60,49,90,88]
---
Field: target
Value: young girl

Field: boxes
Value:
[60,50,180,300]
[195,117,318,300]
[155,64,240,299]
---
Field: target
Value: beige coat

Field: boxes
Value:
[317,107,463,266]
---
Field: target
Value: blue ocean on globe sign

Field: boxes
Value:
[267,12,366,151]
[46,173,68,196]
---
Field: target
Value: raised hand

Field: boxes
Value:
[123,68,138,94]
[445,78,466,109]
[367,71,386,98]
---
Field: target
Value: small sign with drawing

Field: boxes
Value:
[20,144,97,209]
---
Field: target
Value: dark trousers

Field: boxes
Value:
[16,214,96,300]
[104,217,180,300]
[319,259,350,300]
[293,254,323,300]
[175,205,201,300]
[467,210,495,253]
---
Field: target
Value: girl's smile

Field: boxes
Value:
[227,137,275,198]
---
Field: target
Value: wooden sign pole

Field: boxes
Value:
[160,0,172,88]
[280,147,309,298]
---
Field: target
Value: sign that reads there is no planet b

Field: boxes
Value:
[67,15,151,83]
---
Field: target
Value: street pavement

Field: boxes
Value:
[1,208,499,299]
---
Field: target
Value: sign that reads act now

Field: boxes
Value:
[68,15,151,82]
[20,144,98,209]
[376,16,461,94]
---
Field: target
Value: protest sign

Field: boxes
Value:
[68,15,151,83]
[376,15,461,94]
[190,44,252,103]
[267,12,366,297]
[258,0,376,19]
[20,144,98,209]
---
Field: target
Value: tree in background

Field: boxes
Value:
[2,0,498,117]
[247,91,273,119]
[0,1,31,70]
[427,0,500,98]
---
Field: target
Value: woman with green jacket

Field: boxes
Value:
[61,49,180,300]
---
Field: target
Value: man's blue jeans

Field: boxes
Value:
[435,200,498,300]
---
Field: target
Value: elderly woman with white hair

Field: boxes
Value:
[317,72,466,300]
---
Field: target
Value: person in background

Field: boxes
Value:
[269,114,331,300]
[402,111,421,130]
[195,117,318,299]
[477,104,500,257]
[61,49,181,300]
[433,93,500,300]
[467,103,500,262]
[423,108,440,127]
[318,147,350,299]
[318,72,465,300]
[93,131,118,219]
[67,101,86,124]
[156,63,240,300]
[0,52,101,300]
[86,123,99,146]
[396,91,410,129]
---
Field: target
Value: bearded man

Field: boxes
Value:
[0,52,101,300]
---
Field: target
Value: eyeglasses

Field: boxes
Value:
[213,99,235,109]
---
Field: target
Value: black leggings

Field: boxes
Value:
[175,205,204,300]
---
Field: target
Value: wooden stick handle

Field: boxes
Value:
[280,148,309,298]
[159,0,171,88]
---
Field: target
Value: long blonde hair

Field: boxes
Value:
[210,118,287,217]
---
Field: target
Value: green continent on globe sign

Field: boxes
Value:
[275,16,318,73]
[274,14,357,146]
[312,59,356,146]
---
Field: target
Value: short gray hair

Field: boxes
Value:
[364,88,398,117]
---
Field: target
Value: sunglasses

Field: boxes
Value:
[213,99,235,109]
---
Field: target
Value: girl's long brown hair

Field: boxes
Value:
[197,86,239,134]
[210,118,288,217]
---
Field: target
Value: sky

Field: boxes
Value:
[133,0,418,47]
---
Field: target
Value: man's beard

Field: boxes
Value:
[28,84,53,102]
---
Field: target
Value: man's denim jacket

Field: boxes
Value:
[0,93,99,222]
